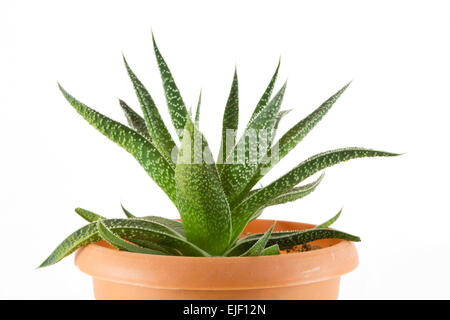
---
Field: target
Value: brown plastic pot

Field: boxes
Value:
[75,219,358,300]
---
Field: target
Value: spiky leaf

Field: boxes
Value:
[248,173,324,221]
[240,223,275,256]
[58,85,177,203]
[39,218,209,267]
[226,228,360,256]
[272,109,292,141]
[39,222,99,267]
[75,208,105,222]
[217,69,239,170]
[152,34,188,139]
[315,208,342,229]
[274,83,350,162]
[249,83,351,189]
[123,56,177,161]
[97,220,166,255]
[258,172,324,208]
[249,59,281,123]
[121,204,136,218]
[175,118,232,255]
[131,238,181,255]
[195,90,202,125]
[230,148,399,242]
[121,204,185,237]
[260,244,280,256]
[118,99,150,140]
[220,83,287,206]
[141,216,186,237]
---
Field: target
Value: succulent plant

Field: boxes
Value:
[39,34,398,267]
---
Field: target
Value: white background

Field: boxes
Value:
[1,0,449,299]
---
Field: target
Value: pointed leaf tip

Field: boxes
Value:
[123,54,178,162]
[75,207,105,223]
[176,117,232,255]
[153,35,188,139]
[96,220,167,255]
[240,222,276,256]
[315,208,343,229]
[58,85,177,203]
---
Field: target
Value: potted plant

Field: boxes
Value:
[40,34,398,300]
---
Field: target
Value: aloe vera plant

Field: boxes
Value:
[40,34,399,267]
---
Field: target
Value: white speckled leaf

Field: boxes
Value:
[220,83,287,206]
[266,172,324,207]
[249,59,281,123]
[274,83,351,162]
[230,83,350,206]
[230,148,399,242]
[249,173,325,221]
[39,218,209,267]
[118,99,151,140]
[120,204,186,237]
[195,90,202,125]
[96,220,167,255]
[240,223,275,256]
[120,204,136,218]
[217,69,239,171]
[59,84,177,203]
[315,208,342,229]
[226,228,360,256]
[74,207,105,222]
[123,56,177,162]
[260,244,280,256]
[250,83,351,188]
[175,118,232,256]
[271,109,292,142]
[152,34,188,139]
[131,238,182,255]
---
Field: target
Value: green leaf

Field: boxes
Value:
[123,56,178,162]
[270,228,360,249]
[275,83,351,161]
[118,99,151,140]
[230,148,399,242]
[152,33,188,139]
[217,68,239,170]
[131,239,181,255]
[240,223,275,256]
[272,109,292,141]
[261,172,324,208]
[248,173,324,221]
[121,204,136,218]
[122,205,183,252]
[250,83,351,189]
[242,175,322,222]
[39,222,99,268]
[315,208,342,229]
[226,228,360,256]
[246,82,287,133]
[39,218,209,267]
[175,117,232,255]
[260,244,280,256]
[195,90,202,125]
[74,207,105,222]
[249,59,281,123]
[220,82,287,206]
[96,220,166,255]
[121,204,185,237]
[140,216,186,238]
[58,84,177,204]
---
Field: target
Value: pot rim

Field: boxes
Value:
[75,219,359,290]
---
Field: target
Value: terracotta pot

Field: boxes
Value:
[75,219,358,300]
